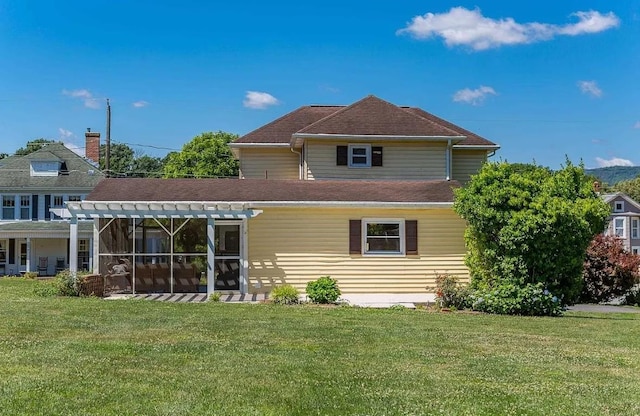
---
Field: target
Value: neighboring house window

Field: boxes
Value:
[19,195,30,220]
[2,195,15,220]
[20,243,27,266]
[68,195,82,202]
[614,217,626,238]
[52,195,64,220]
[632,247,640,255]
[633,218,640,239]
[0,240,6,264]
[347,219,418,256]
[336,145,383,167]
[614,201,625,212]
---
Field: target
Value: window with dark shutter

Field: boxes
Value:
[349,220,361,254]
[336,146,348,166]
[44,195,51,220]
[9,239,15,264]
[405,220,418,255]
[32,195,38,220]
[372,146,383,166]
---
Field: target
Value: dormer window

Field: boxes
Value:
[30,161,61,177]
[614,201,625,212]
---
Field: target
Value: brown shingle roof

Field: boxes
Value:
[297,95,463,137]
[87,178,459,203]
[403,107,495,146]
[234,105,342,144]
[234,95,497,147]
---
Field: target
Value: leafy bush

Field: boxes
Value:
[23,271,38,280]
[454,160,610,304]
[471,283,564,316]
[271,284,300,305]
[582,235,640,303]
[624,286,640,307]
[209,292,221,302]
[431,272,471,310]
[306,276,341,304]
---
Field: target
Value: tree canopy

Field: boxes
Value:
[454,161,610,304]
[15,139,60,156]
[163,131,239,179]
[612,176,640,203]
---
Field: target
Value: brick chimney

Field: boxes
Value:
[85,128,100,164]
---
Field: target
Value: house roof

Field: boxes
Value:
[86,178,460,204]
[234,95,497,147]
[602,192,640,211]
[0,143,104,190]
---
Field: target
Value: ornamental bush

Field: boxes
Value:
[431,272,471,310]
[471,283,564,316]
[271,284,300,305]
[454,160,610,304]
[581,235,640,303]
[306,276,341,304]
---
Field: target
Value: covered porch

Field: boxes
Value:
[66,201,261,295]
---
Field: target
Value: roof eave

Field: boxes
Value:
[290,133,466,147]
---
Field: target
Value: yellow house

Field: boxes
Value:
[66,95,499,302]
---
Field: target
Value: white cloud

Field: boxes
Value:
[132,100,149,108]
[452,86,497,105]
[243,91,279,109]
[595,157,634,167]
[633,121,640,129]
[62,88,101,109]
[577,80,603,97]
[397,7,620,51]
[58,128,74,139]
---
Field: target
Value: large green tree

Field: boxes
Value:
[163,131,239,178]
[613,176,640,203]
[454,161,610,304]
[100,143,135,177]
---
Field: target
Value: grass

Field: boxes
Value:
[1,278,639,415]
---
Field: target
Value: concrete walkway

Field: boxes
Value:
[567,304,640,313]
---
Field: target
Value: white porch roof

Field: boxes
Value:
[65,201,262,219]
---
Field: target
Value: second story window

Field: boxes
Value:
[68,195,82,202]
[20,195,30,220]
[52,195,64,220]
[2,195,15,220]
[614,217,626,238]
[632,218,639,239]
[349,144,371,168]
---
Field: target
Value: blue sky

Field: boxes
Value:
[1,1,638,169]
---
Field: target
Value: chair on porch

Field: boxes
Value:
[37,257,48,276]
[55,257,66,273]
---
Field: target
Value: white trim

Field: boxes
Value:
[632,217,640,239]
[228,142,291,148]
[452,144,501,150]
[292,133,466,141]
[614,201,625,213]
[362,218,405,256]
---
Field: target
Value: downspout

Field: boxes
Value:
[445,139,452,181]
[290,146,302,180]
[487,150,497,158]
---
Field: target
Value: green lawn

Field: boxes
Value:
[0,278,639,415]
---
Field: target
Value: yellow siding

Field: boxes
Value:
[452,150,486,184]
[239,148,299,179]
[247,207,468,294]
[305,140,447,180]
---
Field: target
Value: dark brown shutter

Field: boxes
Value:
[32,195,38,220]
[336,146,348,166]
[406,220,418,255]
[372,146,383,166]
[9,239,15,264]
[349,220,361,254]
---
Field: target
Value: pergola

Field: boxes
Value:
[65,201,262,294]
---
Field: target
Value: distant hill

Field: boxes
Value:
[586,166,640,185]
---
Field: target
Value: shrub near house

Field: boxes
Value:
[454,161,610,313]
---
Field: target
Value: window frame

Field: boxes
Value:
[361,218,405,256]
[614,217,626,238]
[19,195,30,220]
[632,218,640,239]
[614,201,625,212]
[632,246,640,255]
[2,195,15,220]
[348,144,371,168]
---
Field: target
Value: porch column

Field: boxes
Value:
[69,217,78,274]
[26,238,31,272]
[241,219,249,293]
[207,218,215,295]
[92,219,100,274]
[88,236,94,272]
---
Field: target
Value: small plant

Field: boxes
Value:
[429,272,471,310]
[471,283,564,317]
[23,272,38,280]
[270,284,300,305]
[388,304,407,310]
[52,269,80,297]
[306,276,341,304]
[209,292,221,302]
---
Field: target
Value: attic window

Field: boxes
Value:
[30,161,60,177]
[614,201,624,212]
[336,145,383,167]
